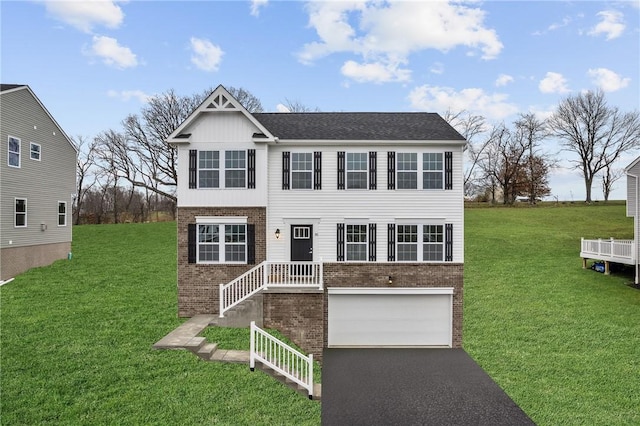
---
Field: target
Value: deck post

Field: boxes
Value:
[605,261,610,275]
[582,258,587,269]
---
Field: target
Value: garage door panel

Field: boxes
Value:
[328,292,452,347]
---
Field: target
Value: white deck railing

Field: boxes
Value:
[220,261,323,317]
[250,321,314,399]
[580,238,635,265]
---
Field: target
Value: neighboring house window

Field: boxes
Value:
[15,198,27,227]
[388,151,453,190]
[337,223,377,261]
[8,136,20,167]
[30,143,41,161]
[198,151,219,188]
[397,153,418,189]
[196,223,247,263]
[225,150,246,188]
[58,201,67,226]
[423,153,443,189]
[282,151,321,190]
[389,223,452,262]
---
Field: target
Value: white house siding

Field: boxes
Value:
[626,161,640,217]
[266,144,465,263]
[0,87,76,252]
[175,112,268,207]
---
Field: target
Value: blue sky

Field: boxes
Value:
[2,0,639,200]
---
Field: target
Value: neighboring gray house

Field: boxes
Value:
[167,85,466,360]
[0,84,77,281]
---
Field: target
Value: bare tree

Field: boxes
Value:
[548,89,640,202]
[72,136,99,225]
[280,98,321,112]
[226,86,264,113]
[514,113,551,203]
[442,109,487,197]
[600,165,624,202]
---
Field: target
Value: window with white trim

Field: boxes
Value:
[8,136,20,167]
[394,152,446,190]
[291,152,313,189]
[30,143,41,161]
[15,198,27,227]
[58,201,67,226]
[396,224,444,262]
[397,153,417,189]
[197,223,246,263]
[423,153,444,189]
[225,150,246,188]
[198,151,219,188]
[346,224,367,261]
[346,153,368,189]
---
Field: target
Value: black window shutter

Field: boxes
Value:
[314,151,322,190]
[387,223,395,261]
[387,152,395,190]
[369,223,377,261]
[445,223,453,262]
[247,224,256,264]
[248,149,256,189]
[445,151,453,190]
[369,151,377,190]
[337,151,345,190]
[189,150,197,189]
[337,223,345,261]
[282,151,290,190]
[188,223,197,263]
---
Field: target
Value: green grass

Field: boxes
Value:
[464,204,640,425]
[0,222,320,425]
[2,205,639,425]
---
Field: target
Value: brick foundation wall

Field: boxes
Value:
[176,207,266,317]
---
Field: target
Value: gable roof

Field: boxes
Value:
[0,84,77,153]
[254,112,465,141]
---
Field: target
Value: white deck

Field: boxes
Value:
[580,238,635,265]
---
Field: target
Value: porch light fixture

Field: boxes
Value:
[275,229,281,239]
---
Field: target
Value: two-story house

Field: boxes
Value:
[167,85,466,359]
[1,84,77,281]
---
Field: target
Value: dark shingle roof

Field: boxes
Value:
[0,84,26,92]
[253,112,465,141]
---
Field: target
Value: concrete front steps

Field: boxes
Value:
[154,314,321,401]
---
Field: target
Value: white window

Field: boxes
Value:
[397,224,444,262]
[15,198,27,227]
[423,153,443,189]
[346,153,368,189]
[197,223,246,263]
[397,153,417,189]
[8,136,20,168]
[198,151,219,188]
[30,143,41,161]
[291,152,313,189]
[346,224,367,261]
[58,201,67,226]
[225,150,246,188]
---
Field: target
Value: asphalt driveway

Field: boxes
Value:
[321,348,534,426]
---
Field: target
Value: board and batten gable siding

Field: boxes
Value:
[266,143,464,263]
[0,87,76,250]
[176,112,268,207]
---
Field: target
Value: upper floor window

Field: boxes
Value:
[189,149,255,189]
[347,153,368,189]
[197,223,246,263]
[8,136,20,168]
[423,153,443,189]
[58,202,67,226]
[15,198,27,227]
[283,151,321,190]
[30,143,41,161]
[388,151,452,190]
[397,153,418,189]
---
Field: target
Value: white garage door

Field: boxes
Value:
[328,287,453,347]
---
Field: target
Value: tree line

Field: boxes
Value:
[73,86,640,223]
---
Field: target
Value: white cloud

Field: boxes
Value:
[189,37,224,72]
[341,60,411,83]
[250,0,268,17]
[298,1,502,83]
[408,85,518,120]
[87,35,138,69]
[429,62,444,75]
[589,10,625,40]
[588,68,630,92]
[107,89,152,103]
[539,72,570,94]
[495,74,514,87]
[42,0,124,33]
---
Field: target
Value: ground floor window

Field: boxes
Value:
[197,223,246,263]
[15,198,26,227]
[58,201,67,226]
[397,224,444,262]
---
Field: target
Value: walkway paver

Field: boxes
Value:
[153,315,217,349]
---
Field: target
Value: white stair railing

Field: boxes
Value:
[250,321,314,399]
[219,262,266,318]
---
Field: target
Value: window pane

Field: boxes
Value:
[423,225,443,242]
[198,225,219,243]
[397,153,417,170]
[58,202,66,214]
[397,225,418,242]
[397,172,417,189]
[423,244,443,261]
[225,150,246,169]
[9,137,19,153]
[291,153,312,170]
[15,199,26,213]
[346,244,367,261]
[347,153,367,170]
[9,152,19,167]
[423,172,443,189]
[225,170,246,188]
[199,170,219,188]
[346,153,367,189]
[423,153,442,171]
[199,245,219,262]
[292,171,312,189]
[397,244,417,261]
[225,225,246,243]
[346,225,367,242]
[199,151,219,169]
[225,245,246,262]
